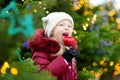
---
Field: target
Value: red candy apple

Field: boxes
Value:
[63,36,75,47]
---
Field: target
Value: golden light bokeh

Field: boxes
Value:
[10,67,18,75]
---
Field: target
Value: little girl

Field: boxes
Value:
[28,12,80,80]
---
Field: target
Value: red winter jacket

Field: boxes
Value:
[28,29,78,80]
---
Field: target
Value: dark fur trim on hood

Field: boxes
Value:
[28,29,60,54]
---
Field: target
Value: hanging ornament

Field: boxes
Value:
[0,1,35,37]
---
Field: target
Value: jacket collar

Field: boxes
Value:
[28,29,60,54]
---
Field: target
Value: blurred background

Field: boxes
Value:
[0,0,120,80]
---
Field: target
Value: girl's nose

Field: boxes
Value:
[64,25,69,30]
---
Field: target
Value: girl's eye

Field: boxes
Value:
[59,23,64,26]
[68,26,72,28]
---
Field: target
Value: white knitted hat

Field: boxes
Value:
[42,12,74,38]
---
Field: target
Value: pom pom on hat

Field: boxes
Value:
[42,12,74,38]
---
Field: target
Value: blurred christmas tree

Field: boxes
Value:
[72,0,120,80]
[0,0,56,79]
[1,0,120,80]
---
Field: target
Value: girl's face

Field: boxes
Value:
[52,20,73,45]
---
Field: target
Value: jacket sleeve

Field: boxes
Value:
[32,51,68,77]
